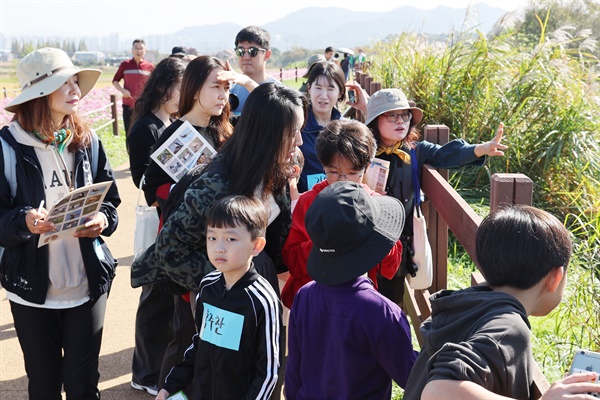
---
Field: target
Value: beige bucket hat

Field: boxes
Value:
[5,47,101,113]
[365,88,423,126]
[303,54,326,78]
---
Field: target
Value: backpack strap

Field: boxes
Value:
[410,147,421,208]
[0,127,17,199]
[90,130,99,179]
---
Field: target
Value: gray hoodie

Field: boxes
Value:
[403,285,536,400]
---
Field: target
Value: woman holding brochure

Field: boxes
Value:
[0,48,120,399]
[143,55,255,209]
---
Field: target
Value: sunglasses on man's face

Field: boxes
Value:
[234,47,267,58]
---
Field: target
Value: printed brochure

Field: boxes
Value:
[38,181,112,247]
[150,120,217,182]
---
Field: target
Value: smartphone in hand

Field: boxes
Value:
[348,89,356,103]
[570,350,600,398]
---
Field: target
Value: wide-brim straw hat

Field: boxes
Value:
[365,88,423,126]
[5,47,101,113]
[306,181,405,285]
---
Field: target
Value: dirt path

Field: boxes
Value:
[0,163,155,399]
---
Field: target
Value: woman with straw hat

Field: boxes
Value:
[0,47,120,399]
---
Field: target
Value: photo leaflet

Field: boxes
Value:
[150,120,217,183]
[363,157,390,195]
[37,181,112,248]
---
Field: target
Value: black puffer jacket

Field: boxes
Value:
[0,126,120,304]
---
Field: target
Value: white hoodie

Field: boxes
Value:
[7,122,89,309]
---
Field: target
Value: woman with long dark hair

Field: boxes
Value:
[142,56,233,208]
[125,56,187,396]
[135,82,306,293]
[132,83,305,399]
[0,47,120,399]
[127,57,186,188]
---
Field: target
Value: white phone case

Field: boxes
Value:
[569,350,600,398]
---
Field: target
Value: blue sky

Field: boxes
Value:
[1,0,532,37]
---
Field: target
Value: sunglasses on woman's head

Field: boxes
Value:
[234,47,267,58]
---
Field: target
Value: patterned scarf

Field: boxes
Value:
[34,128,72,154]
[375,141,411,164]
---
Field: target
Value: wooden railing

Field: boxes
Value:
[402,124,550,398]
[80,94,120,136]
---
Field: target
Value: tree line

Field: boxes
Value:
[11,39,88,58]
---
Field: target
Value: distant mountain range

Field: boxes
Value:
[144,5,514,54]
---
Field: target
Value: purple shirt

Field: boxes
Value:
[285,276,418,399]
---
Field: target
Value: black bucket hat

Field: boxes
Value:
[306,181,405,285]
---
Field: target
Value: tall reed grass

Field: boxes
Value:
[369,14,599,386]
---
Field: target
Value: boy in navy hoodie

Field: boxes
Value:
[404,205,599,400]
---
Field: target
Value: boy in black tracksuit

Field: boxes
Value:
[157,195,281,400]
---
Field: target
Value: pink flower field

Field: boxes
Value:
[0,68,304,129]
[0,86,122,131]
[269,67,307,81]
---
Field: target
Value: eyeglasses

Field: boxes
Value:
[383,112,412,123]
[325,170,364,182]
[234,47,267,58]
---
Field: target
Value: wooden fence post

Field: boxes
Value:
[370,81,381,94]
[490,173,533,211]
[110,95,119,136]
[423,125,450,292]
[355,71,363,85]
[359,73,367,90]
[364,76,373,95]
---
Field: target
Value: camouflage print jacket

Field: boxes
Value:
[130,154,291,292]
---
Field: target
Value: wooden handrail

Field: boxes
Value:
[423,164,482,263]
[401,123,548,397]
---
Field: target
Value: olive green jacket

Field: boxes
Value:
[130,155,291,292]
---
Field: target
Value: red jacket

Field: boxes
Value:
[281,180,402,309]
